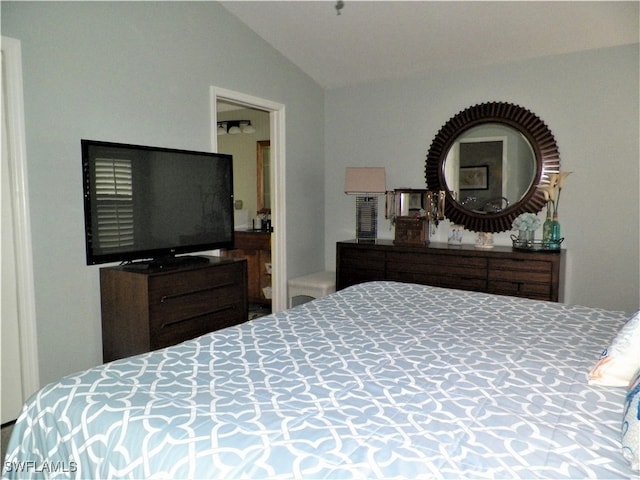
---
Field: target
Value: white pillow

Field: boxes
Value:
[622,370,640,471]
[588,311,640,387]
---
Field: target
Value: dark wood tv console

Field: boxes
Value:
[100,256,248,362]
[337,240,565,302]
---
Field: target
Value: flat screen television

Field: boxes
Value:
[82,139,234,268]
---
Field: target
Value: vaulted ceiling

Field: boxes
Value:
[220,1,639,89]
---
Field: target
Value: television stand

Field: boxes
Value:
[101,256,248,362]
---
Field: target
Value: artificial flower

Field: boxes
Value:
[536,171,572,217]
[512,212,542,232]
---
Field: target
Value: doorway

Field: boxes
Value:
[210,87,287,312]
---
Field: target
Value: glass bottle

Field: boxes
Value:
[547,215,561,250]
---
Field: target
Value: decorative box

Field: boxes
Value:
[394,216,428,246]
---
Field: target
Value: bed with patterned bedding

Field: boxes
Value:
[2,281,636,479]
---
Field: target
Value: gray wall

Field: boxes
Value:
[2,1,325,386]
[325,44,639,314]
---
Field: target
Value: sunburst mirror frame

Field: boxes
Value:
[425,101,560,233]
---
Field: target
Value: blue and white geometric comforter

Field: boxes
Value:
[2,281,633,479]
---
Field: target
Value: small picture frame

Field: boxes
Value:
[459,165,489,190]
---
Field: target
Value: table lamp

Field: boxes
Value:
[344,167,386,242]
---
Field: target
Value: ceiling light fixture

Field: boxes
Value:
[335,0,344,15]
[217,120,256,136]
[240,121,256,134]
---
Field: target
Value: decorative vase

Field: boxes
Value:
[518,229,534,246]
[546,216,561,250]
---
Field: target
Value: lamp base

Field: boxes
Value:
[355,196,378,242]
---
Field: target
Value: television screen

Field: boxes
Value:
[82,140,234,267]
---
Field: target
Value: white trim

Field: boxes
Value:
[457,135,508,197]
[210,87,287,313]
[1,36,40,396]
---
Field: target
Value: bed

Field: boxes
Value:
[3,281,638,479]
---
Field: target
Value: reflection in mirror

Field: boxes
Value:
[386,189,445,225]
[396,191,427,217]
[257,141,270,211]
[444,124,535,214]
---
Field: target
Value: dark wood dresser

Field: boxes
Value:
[337,240,565,302]
[100,256,247,362]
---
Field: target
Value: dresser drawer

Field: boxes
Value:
[489,257,552,272]
[150,300,244,350]
[339,268,387,288]
[149,264,242,319]
[149,280,243,322]
[388,252,486,276]
[488,280,552,300]
[149,263,242,299]
[388,269,487,291]
[337,246,386,288]
[488,258,552,284]
[386,251,487,291]
[488,258,553,300]
[339,246,385,267]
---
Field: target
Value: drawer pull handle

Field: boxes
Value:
[162,304,237,328]
[160,282,236,303]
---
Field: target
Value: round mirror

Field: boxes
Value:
[425,102,560,232]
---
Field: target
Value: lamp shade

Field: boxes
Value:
[344,167,386,194]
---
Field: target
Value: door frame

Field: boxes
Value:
[1,36,40,405]
[210,87,287,312]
